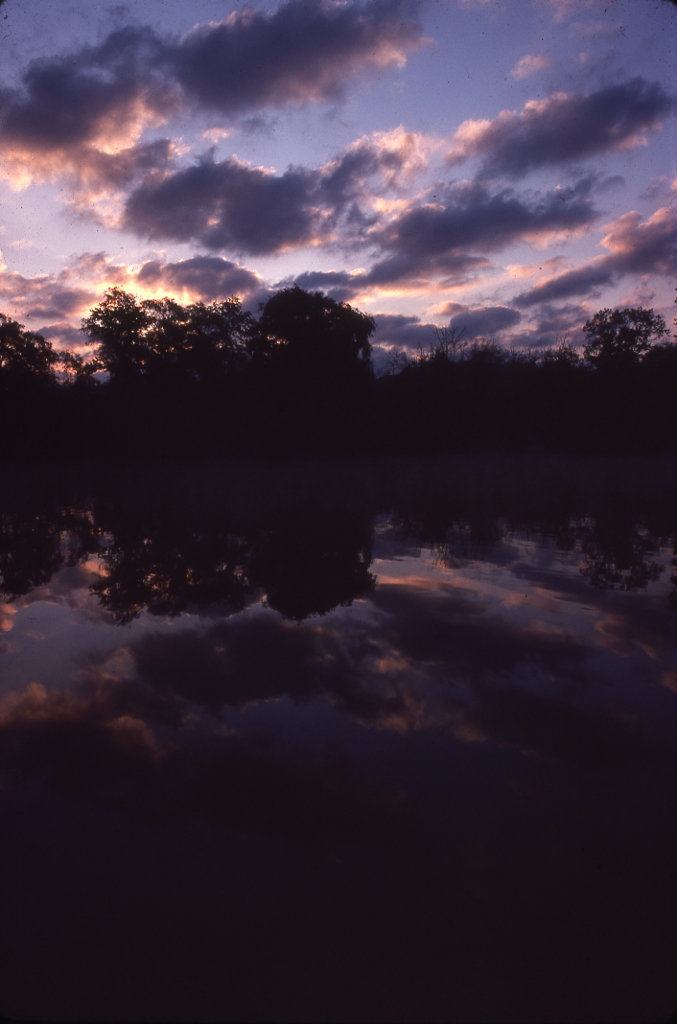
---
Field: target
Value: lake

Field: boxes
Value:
[1,456,676,1022]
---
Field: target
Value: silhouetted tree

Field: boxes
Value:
[81,287,153,382]
[141,296,255,384]
[583,307,667,368]
[257,285,374,368]
[0,315,62,456]
[0,315,58,384]
[250,286,375,451]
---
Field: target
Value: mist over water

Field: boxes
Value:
[1,456,676,1022]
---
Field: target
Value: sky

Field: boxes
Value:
[0,0,675,365]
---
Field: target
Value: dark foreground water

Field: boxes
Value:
[1,456,676,1023]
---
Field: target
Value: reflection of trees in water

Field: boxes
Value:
[0,511,63,598]
[248,499,375,620]
[91,530,253,624]
[670,554,677,609]
[85,469,376,623]
[577,518,663,592]
[0,464,376,623]
[1,458,676,616]
[0,499,101,602]
[378,457,677,605]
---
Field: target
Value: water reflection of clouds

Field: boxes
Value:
[1,507,675,790]
[0,664,415,851]
[42,564,661,772]
[2,464,675,1023]
[0,601,16,632]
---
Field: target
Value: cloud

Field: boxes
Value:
[37,323,89,352]
[373,313,436,351]
[0,251,135,339]
[172,0,425,115]
[526,303,589,347]
[236,176,596,296]
[135,256,262,301]
[282,254,488,304]
[321,126,434,208]
[123,155,324,255]
[363,249,490,290]
[122,124,438,258]
[447,78,674,178]
[0,2,424,194]
[0,26,178,196]
[0,26,173,152]
[0,269,97,326]
[510,54,551,79]
[514,203,677,306]
[276,270,361,304]
[374,179,597,273]
[435,303,522,339]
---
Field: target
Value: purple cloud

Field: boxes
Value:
[0,2,423,159]
[172,0,424,115]
[448,78,674,178]
[136,256,261,301]
[514,204,677,306]
[124,156,321,255]
[445,305,522,339]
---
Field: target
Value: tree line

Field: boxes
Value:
[0,285,674,457]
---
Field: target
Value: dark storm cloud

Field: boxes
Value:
[136,256,261,300]
[322,144,389,205]
[514,204,677,306]
[173,0,424,114]
[123,157,321,254]
[0,28,176,193]
[448,78,675,178]
[278,253,487,305]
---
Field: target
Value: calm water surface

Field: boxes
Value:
[1,457,676,1022]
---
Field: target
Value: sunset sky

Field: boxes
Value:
[0,0,675,363]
